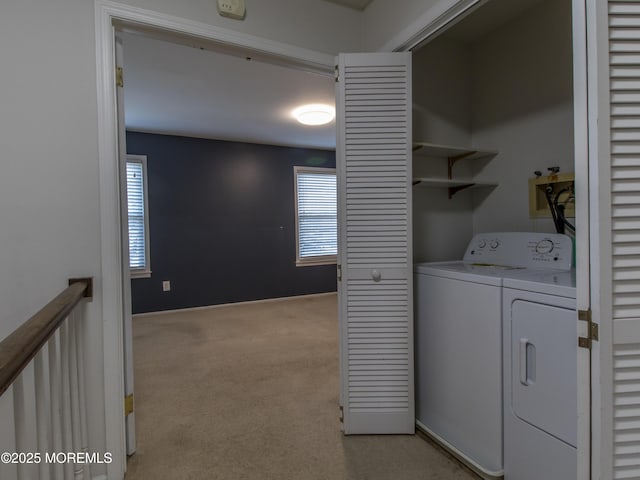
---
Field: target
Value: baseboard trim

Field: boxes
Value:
[132,291,337,318]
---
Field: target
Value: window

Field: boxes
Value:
[126,155,151,278]
[294,166,337,266]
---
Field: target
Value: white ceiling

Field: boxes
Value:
[121,32,336,150]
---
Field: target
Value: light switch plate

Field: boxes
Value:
[217,0,246,20]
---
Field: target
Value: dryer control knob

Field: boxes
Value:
[536,239,554,254]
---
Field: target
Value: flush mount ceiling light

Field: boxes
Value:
[292,104,335,126]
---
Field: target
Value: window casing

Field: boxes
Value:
[294,166,337,266]
[126,155,151,278]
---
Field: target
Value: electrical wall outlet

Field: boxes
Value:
[162,280,171,292]
[217,0,246,20]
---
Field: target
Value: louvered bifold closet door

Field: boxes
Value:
[609,2,640,477]
[336,52,414,434]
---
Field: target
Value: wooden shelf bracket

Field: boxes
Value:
[448,151,477,179]
[448,183,476,199]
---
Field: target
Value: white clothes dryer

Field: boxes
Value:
[414,232,573,480]
[502,270,577,480]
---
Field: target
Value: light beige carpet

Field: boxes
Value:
[125,294,478,480]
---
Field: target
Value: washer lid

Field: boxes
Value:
[414,261,520,286]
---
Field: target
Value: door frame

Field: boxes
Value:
[573,0,595,478]
[94,2,334,477]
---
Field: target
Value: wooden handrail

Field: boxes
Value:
[0,278,92,396]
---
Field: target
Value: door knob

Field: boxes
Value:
[371,270,381,282]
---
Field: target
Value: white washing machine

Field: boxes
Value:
[502,270,577,480]
[414,232,573,480]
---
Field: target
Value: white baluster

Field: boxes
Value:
[13,364,38,480]
[60,320,74,480]
[74,307,90,480]
[68,311,84,480]
[34,346,53,480]
[48,331,64,480]
[0,385,18,480]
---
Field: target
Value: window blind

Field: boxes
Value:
[296,170,337,259]
[126,161,147,270]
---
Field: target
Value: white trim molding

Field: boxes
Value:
[95,2,126,478]
[378,0,484,52]
[96,1,334,73]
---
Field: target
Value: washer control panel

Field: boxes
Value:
[463,232,573,270]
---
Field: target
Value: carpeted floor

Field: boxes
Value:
[124,293,477,480]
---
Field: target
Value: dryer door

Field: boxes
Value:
[510,297,577,447]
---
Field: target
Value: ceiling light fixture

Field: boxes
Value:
[292,104,335,126]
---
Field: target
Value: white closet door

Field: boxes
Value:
[336,52,414,434]
[607,2,640,478]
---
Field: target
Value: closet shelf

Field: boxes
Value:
[413,142,498,180]
[412,142,499,198]
[412,177,498,198]
[412,142,498,162]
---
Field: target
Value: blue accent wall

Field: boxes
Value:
[126,132,337,314]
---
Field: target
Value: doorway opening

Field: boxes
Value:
[113,18,338,462]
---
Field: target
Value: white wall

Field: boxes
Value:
[413,188,474,262]
[115,0,364,54]
[470,0,574,233]
[0,0,107,475]
[412,36,475,262]
[413,37,472,146]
